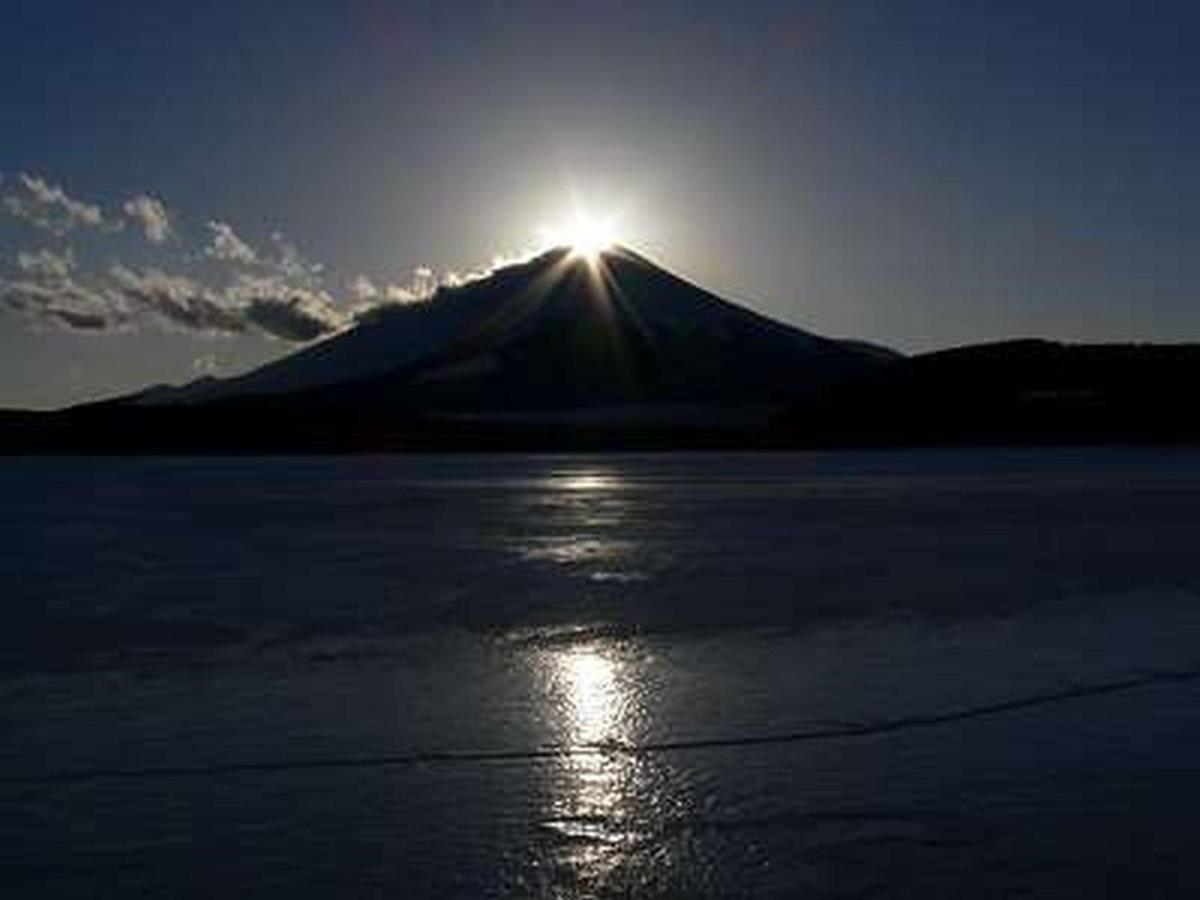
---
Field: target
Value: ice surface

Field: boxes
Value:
[3,448,1200,897]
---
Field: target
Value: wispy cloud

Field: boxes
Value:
[3,248,345,342]
[123,195,173,244]
[349,268,437,307]
[1,246,125,332]
[17,247,75,280]
[1,281,118,332]
[205,220,257,264]
[243,295,341,342]
[2,174,109,235]
[2,170,539,345]
[106,266,344,341]
[224,273,343,340]
[109,264,245,335]
[269,233,322,284]
[348,275,379,301]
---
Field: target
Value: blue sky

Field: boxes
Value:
[3,0,1199,407]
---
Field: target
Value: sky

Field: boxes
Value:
[2,0,1199,409]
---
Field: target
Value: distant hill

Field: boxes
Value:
[778,339,1200,445]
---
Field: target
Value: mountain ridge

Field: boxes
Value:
[124,244,895,414]
[6,249,1200,452]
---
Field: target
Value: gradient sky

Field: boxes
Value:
[2,0,1198,408]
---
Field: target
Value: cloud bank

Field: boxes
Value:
[2,260,345,343]
[1,169,526,344]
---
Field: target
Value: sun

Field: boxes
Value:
[539,210,619,262]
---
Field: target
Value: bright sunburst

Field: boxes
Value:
[539,210,619,262]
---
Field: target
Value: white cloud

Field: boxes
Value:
[348,275,379,301]
[2,173,107,235]
[270,233,322,285]
[371,265,440,305]
[384,284,420,303]
[123,195,172,244]
[17,247,75,280]
[205,220,257,264]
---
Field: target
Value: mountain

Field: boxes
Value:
[0,244,906,452]
[135,245,897,420]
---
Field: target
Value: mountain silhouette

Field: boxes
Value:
[141,245,895,419]
[7,248,1200,453]
[778,338,1200,445]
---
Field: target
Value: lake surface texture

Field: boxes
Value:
[4,450,1200,897]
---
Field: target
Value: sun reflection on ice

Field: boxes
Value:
[553,470,625,493]
[515,465,650,580]
[557,648,625,746]
[525,641,694,892]
[541,647,641,882]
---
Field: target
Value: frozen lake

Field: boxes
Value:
[3,449,1200,897]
